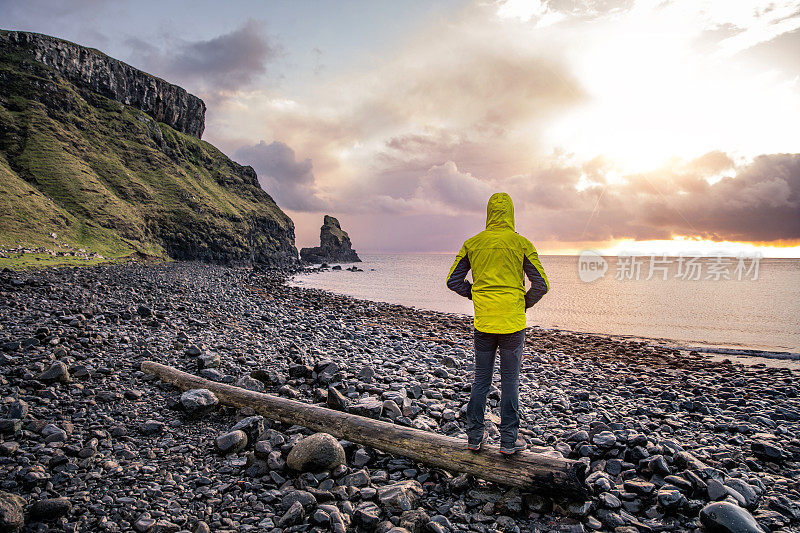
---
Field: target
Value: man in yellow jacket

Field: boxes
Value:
[446,192,549,454]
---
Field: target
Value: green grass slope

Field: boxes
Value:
[0,31,298,267]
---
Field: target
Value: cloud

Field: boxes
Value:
[234,141,328,212]
[342,32,587,148]
[518,152,800,243]
[4,0,798,253]
[497,0,635,23]
[671,153,800,241]
[706,0,800,56]
[191,1,799,251]
[0,0,112,51]
[328,151,799,247]
[355,161,494,215]
[128,19,276,95]
[0,0,107,22]
[417,162,493,212]
[737,27,800,78]
[207,3,588,187]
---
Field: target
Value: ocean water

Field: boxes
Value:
[290,254,800,355]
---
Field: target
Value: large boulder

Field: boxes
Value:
[215,430,248,455]
[378,480,424,513]
[280,490,317,512]
[299,215,361,264]
[751,440,786,462]
[286,433,346,472]
[180,389,218,416]
[349,398,383,419]
[0,491,25,532]
[326,386,349,411]
[277,501,305,528]
[699,502,764,533]
[724,479,761,511]
[230,416,265,443]
[30,497,72,520]
[354,501,382,529]
[37,361,69,383]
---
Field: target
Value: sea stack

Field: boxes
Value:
[300,215,361,263]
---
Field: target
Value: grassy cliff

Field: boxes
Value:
[0,30,298,268]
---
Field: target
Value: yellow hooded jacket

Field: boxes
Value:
[446,192,549,334]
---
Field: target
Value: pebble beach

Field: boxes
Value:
[0,262,798,532]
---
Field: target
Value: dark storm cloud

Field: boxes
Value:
[128,20,276,93]
[530,152,800,243]
[649,153,800,242]
[234,141,328,212]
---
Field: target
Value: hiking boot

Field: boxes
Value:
[467,431,488,451]
[500,438,527,455]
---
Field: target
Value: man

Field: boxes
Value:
[446,192,549,454]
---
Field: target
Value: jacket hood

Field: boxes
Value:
[486,192,515,231]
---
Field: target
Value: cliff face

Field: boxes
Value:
[2,30,205,138]
[0,29,298,267]
[300,215,361,264]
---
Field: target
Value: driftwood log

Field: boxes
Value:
[141,361,587,496]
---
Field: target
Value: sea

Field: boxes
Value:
[290,254,800,362]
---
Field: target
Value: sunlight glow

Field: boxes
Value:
[604,239,800,258]
[496,0,565,27]
[535,239,800,258]
[543,1,800,174]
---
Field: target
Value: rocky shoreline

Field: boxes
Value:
[0,262,798,532]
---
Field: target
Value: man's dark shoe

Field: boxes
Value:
[467,431,488,451]
[500,438,527,455]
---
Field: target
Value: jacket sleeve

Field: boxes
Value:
[446,244,472,299]
[522,240,549,309]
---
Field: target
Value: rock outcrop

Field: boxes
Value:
[1,30,205,138]
[0,29,298,267]
[300,215,361,263]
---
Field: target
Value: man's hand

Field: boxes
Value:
[525,286,546,309]
[447,249,473,300]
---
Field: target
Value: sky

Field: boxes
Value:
[3,0,800,255]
